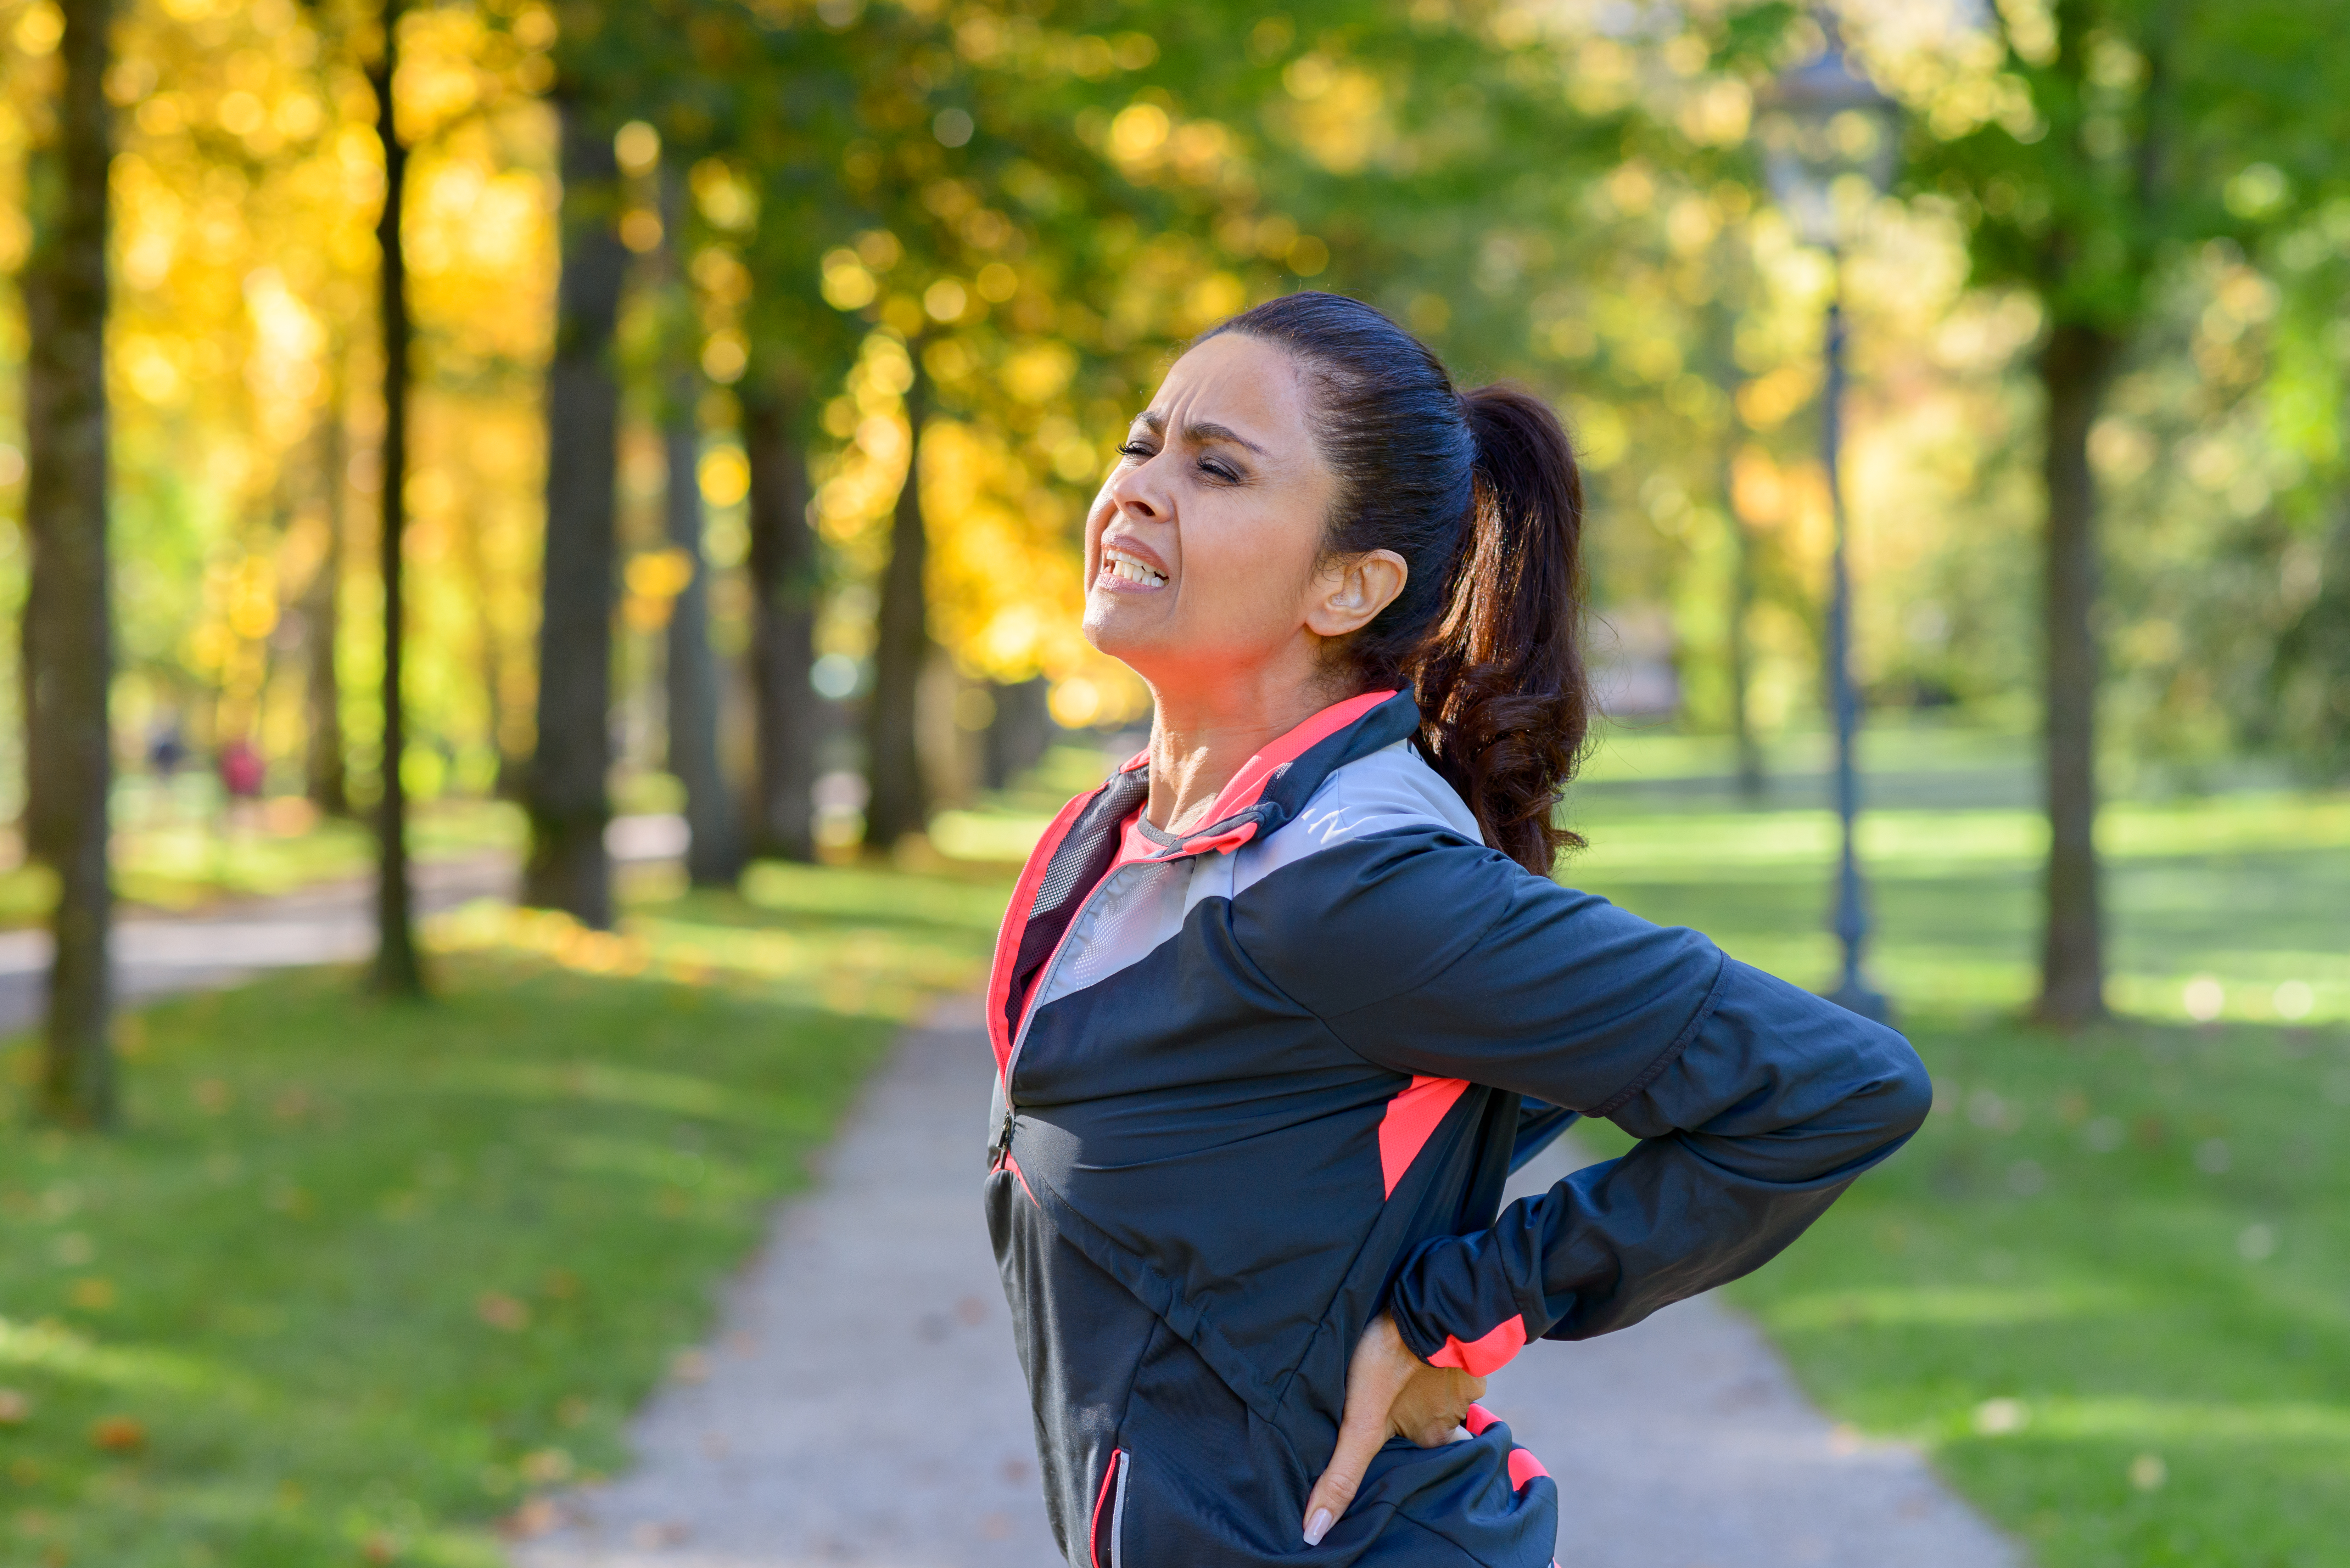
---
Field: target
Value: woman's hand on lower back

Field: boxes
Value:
[1301,1313,1485,1546]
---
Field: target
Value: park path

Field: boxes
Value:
[0,852,515,1036]
[516,997,2019,1568]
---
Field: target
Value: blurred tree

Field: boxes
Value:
[864,348,929,847]
[524,85,625,928]
[369,0,423,996]
[2266,250,2350,772]
[740,363,821,861]
[664,6,856,862]
[1700,258,1769,801]
[22,0,116,1126]
[1899,0,2346,1025]
[658,159,739,886]
[304,370,351,816]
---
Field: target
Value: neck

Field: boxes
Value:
[1142,658,1342,834]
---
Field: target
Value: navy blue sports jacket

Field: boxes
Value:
[984,689,1930,1567]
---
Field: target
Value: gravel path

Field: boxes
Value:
[516,998,2016,1568]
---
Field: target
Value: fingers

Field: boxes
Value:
[1303,1316,1419,1546]
[1303,1395,1391,1545]
[1388,1365,1488,1448]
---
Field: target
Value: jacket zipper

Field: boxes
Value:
[994,860,1134,1168]
[1088,1446,1130,1568]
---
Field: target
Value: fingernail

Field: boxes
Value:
[1304,1507,1333,1546]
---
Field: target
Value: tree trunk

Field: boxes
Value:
[2033,321,2121,1027]
[1707,277,1763,802]
[368,1,423,997]
[983,677,1051,789]
[1727,513,1764,800]
[523,89,625,927]
[1721,436,1764,802]
[22,0,115,1127]
[659,174,737,886]
[664,388,738,882]
[305,381,349,815]
[742,373,819,861]
[453,502,517,800]
[863,358,929,849]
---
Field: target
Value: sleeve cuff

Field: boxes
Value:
[1390,1232,1542,1378]
[1417,1315,1529,1377]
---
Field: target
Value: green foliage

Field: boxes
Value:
[1901,0,2349,330]
[0,864,1005,1565]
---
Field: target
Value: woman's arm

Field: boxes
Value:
[1235,827,1933,1373]
[1381,951,1927,1367]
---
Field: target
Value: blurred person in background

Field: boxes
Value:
[217,734,264,832]
[984,293,1932,1566]
[146,719,187,825]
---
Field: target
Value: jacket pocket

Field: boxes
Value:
[1088,1446,1130,1568]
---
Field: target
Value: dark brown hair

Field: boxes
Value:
[1205,291,1590,874]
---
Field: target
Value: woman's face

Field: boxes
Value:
[1082,332,1403,698]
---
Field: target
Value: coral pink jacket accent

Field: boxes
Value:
[1425,1314,1528,1377]
[1463,1405,1551,1490]
[1377,1075,1470,1198]
[1188,689,1395,828]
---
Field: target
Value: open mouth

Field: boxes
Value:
[1098,544,1169,590]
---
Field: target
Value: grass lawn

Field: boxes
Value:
[0,860,1006,1567]
[1561,720,2350,1567]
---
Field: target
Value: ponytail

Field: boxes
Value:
[1415,386,1589,874]
[1206,293,1591,875]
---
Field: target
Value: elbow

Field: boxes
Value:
[1870,1027,1934,1145]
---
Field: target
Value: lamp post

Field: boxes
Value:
[1759,32,1899,1022]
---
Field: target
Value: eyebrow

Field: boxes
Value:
[1136,409,1268,456]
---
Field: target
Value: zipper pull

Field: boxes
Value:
[987,1107,1014,1170]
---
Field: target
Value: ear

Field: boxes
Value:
[1304,550,1409,639]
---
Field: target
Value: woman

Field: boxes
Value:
[984,292,1929,1567]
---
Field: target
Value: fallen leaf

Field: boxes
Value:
[90,1415,146,1454]
[502,1498,560,1539]
[476,1292,530,1332]
[520,1447,574,1484]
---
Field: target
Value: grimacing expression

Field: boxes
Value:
[1083,333,1406,693]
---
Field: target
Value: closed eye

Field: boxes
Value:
[1118,441,1156,460]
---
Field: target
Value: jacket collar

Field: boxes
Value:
[1133,687,1421,860]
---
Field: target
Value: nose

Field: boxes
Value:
[1105,452,1168,523]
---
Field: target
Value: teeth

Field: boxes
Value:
[1103,547,1166,587]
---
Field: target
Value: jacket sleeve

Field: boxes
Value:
[1230,827,1932,1376]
